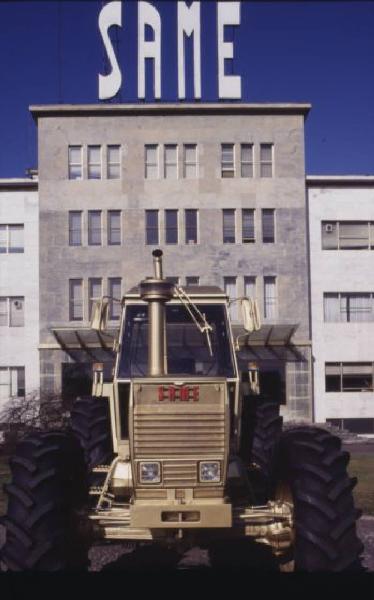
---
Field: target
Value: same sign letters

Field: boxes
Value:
[98,1,242,101]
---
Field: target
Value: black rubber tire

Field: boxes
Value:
[71,396,113,482]
[274,426,364,572]
[1,431,89,571]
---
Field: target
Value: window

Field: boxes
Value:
[0,367,25,401]
[264,276,277,319]
[108,278,122,321]
[324,293,374,322]
[224,276,238,321]
[322,221,374,250]
[183,144,197,178]
[165,210,178,244]
[87,146,102,179]
[68,145,83,180]
[166,277,180,285]
[108,211,121,245]
[69,279,83,321]
[242,209,255,243]
[262,209,275,243]
[325,363,373,392]
[185,209,198,244]
[0,225,24,253]
[107,145,120,179]
[145,145,159,179]
[223,209,236,243]
[89,278,102,321]
[68,212,82,246]
[186,276,199,286]
[221,144,235,178]
[260,144,273,178]
[88,211,102,246]
[0,297,24,327]
[240,144,253,178]
[164,145,178,179]
[145,210,159,245]
[244,276,256,299]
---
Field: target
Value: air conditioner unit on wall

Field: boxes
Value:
[325,223,334,233]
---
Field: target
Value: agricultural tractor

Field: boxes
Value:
[1,250,363,571]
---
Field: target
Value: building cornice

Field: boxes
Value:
[30,103,311,121]
[307,175,374,187]
[0,178,38,190]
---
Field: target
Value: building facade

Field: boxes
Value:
[0,178,39,417]
[308,176,374,434]
[32,103,313,420]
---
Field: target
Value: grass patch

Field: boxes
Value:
[348,453,374,516]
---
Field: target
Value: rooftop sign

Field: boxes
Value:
[98,1,242,101]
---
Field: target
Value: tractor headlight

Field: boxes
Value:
[199,461,221,483]
[139,462,161,484]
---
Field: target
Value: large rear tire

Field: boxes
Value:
[1,431,89,571]
[274,427,364,571]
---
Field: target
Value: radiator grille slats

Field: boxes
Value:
[134,412,225,457]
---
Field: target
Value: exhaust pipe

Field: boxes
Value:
[139,250,174,377]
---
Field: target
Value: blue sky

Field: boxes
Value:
[0,0,373,177]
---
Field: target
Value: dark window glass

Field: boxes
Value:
[88,211,102,245]
[223,209,235,243]
[69,212,82,246]
[108,211,121,245]
[145,210,159,245]
[242,209,255,243]
[165,210,178,244]
[185,209,198,244]
[262,209,275,243]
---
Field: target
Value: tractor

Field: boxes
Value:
[1,250,363,571]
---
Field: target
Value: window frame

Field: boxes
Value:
[240,143,254,178]
[68,211,82,247]
[183,144,198,179]
[164,144,178,179]
[107,145,121,180]
[108,278,122,321]
[242,209,255,243]
[68,145,83,180]
[325,362,374,393]
[145,210,159,245]
[264,276,278,319]
[88,278,102,321]
[221,143,235,178]
[87,145,102,180]
[184,209,198,245]
[259,143,274,178]
[0,224,24,254]
[322,221,374,251]
[69,279,84,322]
[262,208,275,244]
[145,144,159,179]
[88,210,102,246]
[222,209,236,244]
[107,210,122,246]
[0,366,25,399]
[165,209,179,245]
[0,297,25,327]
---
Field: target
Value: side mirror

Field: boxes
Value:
[240,298,261,333]
[90,298,109,331]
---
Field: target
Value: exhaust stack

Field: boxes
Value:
[139,250,174,376]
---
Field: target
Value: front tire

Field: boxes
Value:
[1,431,89,571]
[274,427,364,571]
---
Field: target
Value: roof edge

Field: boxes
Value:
[307,175,374,187]
[0,178,38,190]
[30,102,311,121]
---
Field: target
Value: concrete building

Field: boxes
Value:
[31,103,312,420]
[0,178,39,416]
[308,176,374,434]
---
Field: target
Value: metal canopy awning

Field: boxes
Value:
[51,328,119,361]
[232,323,299,347]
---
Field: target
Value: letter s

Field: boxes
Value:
[98,1,122,100]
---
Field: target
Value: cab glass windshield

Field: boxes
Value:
[118,304,235,378]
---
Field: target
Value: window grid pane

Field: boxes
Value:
[165,210,178,244]
[89,278,102,320]
[260,144,273,178]
[145,145,158,179]
[146,210,159,245]
[242,209,255,243]
[68,145,82,180]
[107,145,120,179]
[240,144,253,178]
[223,209,235,243]
[109,278,121,320]
[264,276,277,319]
[69,280,83,321]
[185,209,198,244]
[164,145,178,179]
[183,144,197,178]
[88,211,102,245]
[69,212,82,246]
[9,225,24,253]
[88,146,102,179]
[262,209,275,243]
[221,144,234,177]
[108,211,121,245]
